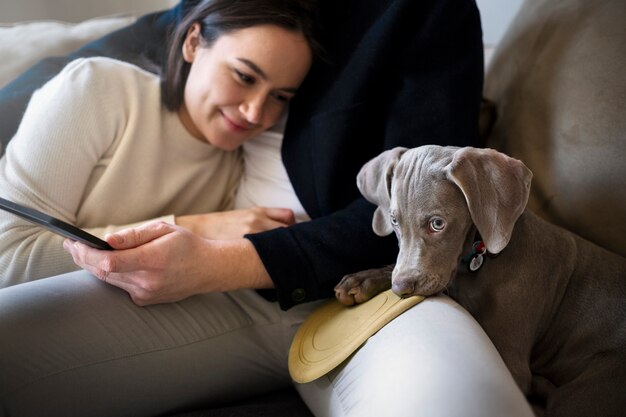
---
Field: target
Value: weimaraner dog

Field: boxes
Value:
[334,145,626,417]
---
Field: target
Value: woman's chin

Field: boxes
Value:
[206,136,246,151]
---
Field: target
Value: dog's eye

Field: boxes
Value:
[389,213,399,227]
[429,217,446,232]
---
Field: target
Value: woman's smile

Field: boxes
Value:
[220,110,253,133]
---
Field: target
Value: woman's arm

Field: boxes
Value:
[0,59,130,286]
[0,7,181,153]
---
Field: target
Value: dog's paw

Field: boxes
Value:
[334,265,393,306]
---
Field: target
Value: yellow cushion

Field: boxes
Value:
[289,289,424,383]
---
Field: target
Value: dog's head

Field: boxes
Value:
[358,145,532,297]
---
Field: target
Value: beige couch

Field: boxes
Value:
[484,0,626,259]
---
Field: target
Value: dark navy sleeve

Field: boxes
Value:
[247,0,484,309]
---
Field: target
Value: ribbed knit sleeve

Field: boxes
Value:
[0,59,128,285]
[0,57,242,287]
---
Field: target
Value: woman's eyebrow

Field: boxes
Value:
[236,58,299,93]
[237,58,267,80]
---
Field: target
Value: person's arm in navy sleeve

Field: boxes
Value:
[247,0,484,309]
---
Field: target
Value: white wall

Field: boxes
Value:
[475,0,524,45]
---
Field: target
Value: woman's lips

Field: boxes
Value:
[221,111,250,133]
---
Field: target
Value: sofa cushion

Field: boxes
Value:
[0,15,136,89]
[484,0,626,257]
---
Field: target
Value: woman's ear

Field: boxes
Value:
[182,22,202,63]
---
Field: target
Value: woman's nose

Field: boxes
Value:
[239,93,266,125]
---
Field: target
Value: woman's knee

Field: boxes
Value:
[297,295,533,417]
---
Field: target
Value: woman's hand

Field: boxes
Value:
[175,207,295,239]
[63,221,273,306]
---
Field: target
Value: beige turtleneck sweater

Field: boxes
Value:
[0,57,242,286]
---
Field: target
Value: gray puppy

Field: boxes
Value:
[335,145,626,417]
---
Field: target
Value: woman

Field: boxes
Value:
[0,0,315,286]
[0,0,534,416]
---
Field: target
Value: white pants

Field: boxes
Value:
[0,271,533,417]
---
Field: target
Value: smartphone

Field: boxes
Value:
[0,196,113,250]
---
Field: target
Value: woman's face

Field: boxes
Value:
[179,23,312,150]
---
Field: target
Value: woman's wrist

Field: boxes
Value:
[200,237,274,293]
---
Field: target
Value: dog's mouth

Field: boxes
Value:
[393,264,460,298]
[392,274,450,298]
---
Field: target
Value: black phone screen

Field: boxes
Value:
[0,197,113,250]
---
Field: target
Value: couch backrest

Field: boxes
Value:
[484,0,626,257]
[0,0,176,23]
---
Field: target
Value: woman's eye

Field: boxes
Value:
[271,92,291,103]
[429,217,446,232]
[234,69,254,85]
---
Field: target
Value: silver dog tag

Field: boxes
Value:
[464,240,487,272]
[468,254,484,272]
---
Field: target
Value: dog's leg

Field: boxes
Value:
[334,265,393,306]
[544,357,626,417]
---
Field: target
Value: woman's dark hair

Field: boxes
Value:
[161,0,320,111]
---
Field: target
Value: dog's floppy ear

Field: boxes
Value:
[357,147,408,236]
[446,148,532,254]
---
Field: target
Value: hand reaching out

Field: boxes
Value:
[175,207,296,239]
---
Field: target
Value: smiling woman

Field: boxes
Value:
[0,0,318,287]
[160,0,317,151]
[177,24,312,150]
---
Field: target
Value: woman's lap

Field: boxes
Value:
[0,273,532,417]
[297,295,534,417]
[0,271,316,416]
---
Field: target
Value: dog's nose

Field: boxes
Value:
[392,272,445,297]
[392,280,415,298]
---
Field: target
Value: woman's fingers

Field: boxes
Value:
[105,221,177,249]
[263,207,296,225]
[65,233,172,275]
[175,207,295,239]
[63,226,210,305]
